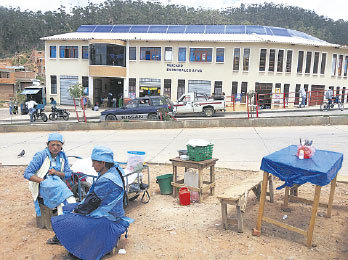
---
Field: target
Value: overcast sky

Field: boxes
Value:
[1,0,347,21]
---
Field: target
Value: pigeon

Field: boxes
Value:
[17,149,25,158]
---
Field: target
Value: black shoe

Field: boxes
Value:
[46,235,61,245]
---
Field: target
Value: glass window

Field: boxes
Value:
[140,47,161,61]
[297,51,304,73]
[332,54,337,76]
[164,79,171,98]
[129,78,136,99]
[82,76,89,95]
[243,48,250,71]
[268,49,275,72]
[50,46,56,58]
[320,53,327,75]
[338,55,343,76]
[164,47,173,61]
[216,48,224,63]
[232,81,238,99]
[90,44,126,66]
[233,48,240,71]
[344,56,348,77]
[277,50,284,72]
[305,51,312,74]
[178,47,186,62]
[313,52,319,74]
[286,50,292,73]
[82,46,88,59]
[129,47,136,61]
[189,48,212,62]
[241,82,248,103]
[51,75,57,94]
[284,84,290,105]
[59,46,78,58]
[259,49,267,72]
[214,81,222,95]
[126,99,138,108]
[177,79,185,99]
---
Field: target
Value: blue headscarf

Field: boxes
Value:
[91,146,114,163]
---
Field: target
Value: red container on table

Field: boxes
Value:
[179,187,191,206]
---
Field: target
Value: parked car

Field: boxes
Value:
[100,96,174,121]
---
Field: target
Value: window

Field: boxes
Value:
[241,82,248,103]
[90,44,126,66]
[295,84,301,105]
[320,53,327,75]
[82,46,88,59]
[259,49,267,72]
[297,51,304,73]
[332,54,337,76]
[214,81,222,95]
[82,76,89,95]
[233,48,240,71]
[129,78,136,99]
[189,48,212,62]
[277,50,284,72]
[140,47,161,61]
[50,46,56,58]
[268,49,275,72]
[164,79,171,98]
[305,51,312,74]
[178,47,186,62]
[216,48,224,63]
[177,79,185,99]
[243,48,250,71]
[51,75,57,94]
[232,81,238,100]
[284,84,290,105]
[164,47,173,61]
[129,47,136,61]
[344,56,348,77]
[313,52,319,74]
[286,50,292,73]
[338,55,343,76]
[59,46,78,58]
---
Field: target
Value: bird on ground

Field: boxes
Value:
[17,149,25,158]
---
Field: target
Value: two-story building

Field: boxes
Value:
[41,24,348,109]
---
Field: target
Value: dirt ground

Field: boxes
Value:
[1,164,348,260]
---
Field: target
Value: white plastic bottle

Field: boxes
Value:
[299,150,304,159]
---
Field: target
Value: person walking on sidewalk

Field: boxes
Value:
[299,86,306,108]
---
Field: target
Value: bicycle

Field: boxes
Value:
[320,96,344,111]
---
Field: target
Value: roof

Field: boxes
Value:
[41,24,339,47]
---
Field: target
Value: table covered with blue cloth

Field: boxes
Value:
[260,145,343,189]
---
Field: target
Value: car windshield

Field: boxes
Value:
[126,99,138,108]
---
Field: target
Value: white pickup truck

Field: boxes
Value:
[173,93,225,117]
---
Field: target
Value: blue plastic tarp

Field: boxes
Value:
[260,145,343,189]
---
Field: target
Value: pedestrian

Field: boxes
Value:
[299,86,306,108]
[25,99,38,122]
[107,92,113,107]
[325,88,334,109]
[49,146,133,260]
[50,97,57,109]
[9,98,14,115]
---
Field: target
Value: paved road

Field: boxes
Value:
[1,125,347,176]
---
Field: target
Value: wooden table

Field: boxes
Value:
[252,145,343,248]
[169,157,218,203]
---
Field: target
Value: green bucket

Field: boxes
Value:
[156,174,173,195]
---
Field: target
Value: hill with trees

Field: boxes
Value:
[0,1,347,58]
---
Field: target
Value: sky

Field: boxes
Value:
[0,0,347,21]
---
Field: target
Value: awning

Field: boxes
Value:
[21,89,40,95]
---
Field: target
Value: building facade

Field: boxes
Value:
[42,25,348,109]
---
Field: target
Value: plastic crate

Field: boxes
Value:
[187,144,213,161]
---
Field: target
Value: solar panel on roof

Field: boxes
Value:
[111,25,131,33]
[77,25,96,32]
[148,25,168,33]
[129,25,150,33]
[270,28,291,37]
[225,25,245,34]
[94,25,113,33]
[167,25,186,34]
[205,25,225,34]
[265,27,273,36]
[246,26,266,35]
[185,25,205,34]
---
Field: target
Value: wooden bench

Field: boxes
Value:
[217,173,274,233]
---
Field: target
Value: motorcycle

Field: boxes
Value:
[32,104,48,122]
[49,106,70,121]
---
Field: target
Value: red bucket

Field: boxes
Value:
[179,187,190,206]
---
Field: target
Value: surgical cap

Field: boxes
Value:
[48,133,64,143]
[91,146,114,163]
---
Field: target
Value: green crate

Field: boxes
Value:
[187,144,213,161]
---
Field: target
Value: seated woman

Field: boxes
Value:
[50,146,133,260]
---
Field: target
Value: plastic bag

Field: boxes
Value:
[126,151,145,173]
[297,145,316,159]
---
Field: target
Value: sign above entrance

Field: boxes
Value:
[166,63,202,73]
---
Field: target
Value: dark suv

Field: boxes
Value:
[100,96,174,121]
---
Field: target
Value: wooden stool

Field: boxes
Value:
[36,203,57,230]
